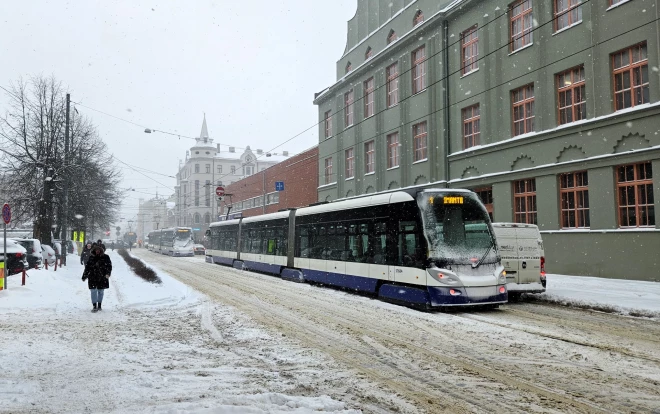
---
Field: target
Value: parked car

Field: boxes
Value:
[11,238,43,268]
[193,244,206,255]
[41,245,56,266]
[53,239,78,255]
[0,239,29,275]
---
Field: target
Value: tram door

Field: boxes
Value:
[393,221,425,285]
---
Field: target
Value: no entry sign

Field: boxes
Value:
[215,186,225,197]
[2,204,10,225]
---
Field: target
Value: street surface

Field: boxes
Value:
[133,250,660,413]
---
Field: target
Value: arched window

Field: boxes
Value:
[194,213,201,224]
[413,10,424,26]
[387,30,397,44]
[204,213,211,224]
[345,62,352,74]
[365,47,373,60]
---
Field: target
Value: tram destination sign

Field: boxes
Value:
[443,196,464,205]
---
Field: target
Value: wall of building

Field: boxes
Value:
[223,147,319,218]
[314,0,660,280]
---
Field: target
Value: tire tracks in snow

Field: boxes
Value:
[136,252,645,413]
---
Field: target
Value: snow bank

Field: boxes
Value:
[537,274,660,317]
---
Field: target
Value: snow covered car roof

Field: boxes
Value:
[0,239,28,256]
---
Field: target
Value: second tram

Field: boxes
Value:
[147,227,194,257]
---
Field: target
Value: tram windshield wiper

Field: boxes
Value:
[473,241,494,269]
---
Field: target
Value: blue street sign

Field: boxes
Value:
[193,228,201,231]
[275,181,285,191]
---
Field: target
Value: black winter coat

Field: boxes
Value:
[82,253,112,289]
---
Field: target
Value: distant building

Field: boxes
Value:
[136,196,171,242]
[314,0,660,280]
[173,116,290,239]
[222,146,319,218]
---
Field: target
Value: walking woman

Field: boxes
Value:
[80,242,93,266]
[82,245,112,312]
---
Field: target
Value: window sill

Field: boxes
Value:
[387,103,399,109]
[364,172,375,176]
[460,67,479,78]
[412,88,427,96]
[606,0,632,11]
[345,125,354,130]
[386,166,400,171]
[412,158,428,165]
[364,114,375,120]
[552,20,582,36]
[345,177,355,181]
[318,182,338,189]
[508,42,534,56]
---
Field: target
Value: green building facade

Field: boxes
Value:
[314,0,660,280]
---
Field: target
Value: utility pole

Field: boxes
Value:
[62,93,70,265]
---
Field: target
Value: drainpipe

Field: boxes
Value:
[443,19,451,188]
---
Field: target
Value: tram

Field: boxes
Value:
[206,189,507,309]
[147,227,194,257]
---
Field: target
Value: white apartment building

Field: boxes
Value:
[173,116,289,240]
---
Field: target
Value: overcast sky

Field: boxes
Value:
[0,0,356,226]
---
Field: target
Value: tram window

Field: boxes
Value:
[310,226,326,259]
[298,226,310,257]
[398,221,421,266]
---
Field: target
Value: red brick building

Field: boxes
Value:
[221,146,318,218]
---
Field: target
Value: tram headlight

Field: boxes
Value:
[498,268,506,284]
[427,268,463,286]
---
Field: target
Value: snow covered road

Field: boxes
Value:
[132,251,660,413]
[2,249,659,413]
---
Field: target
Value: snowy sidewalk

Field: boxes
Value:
[540,274,660,317]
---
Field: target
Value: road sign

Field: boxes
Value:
[192,228,201,231]
[275,181,284,192]
[215,186,225,197]
[2,204,10,225]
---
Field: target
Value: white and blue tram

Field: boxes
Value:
[206,189,507,308]
[147,227,194,257]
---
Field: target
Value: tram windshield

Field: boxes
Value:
[417,192,497,266]
[175,229,192,244]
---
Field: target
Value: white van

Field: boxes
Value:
[491,223,546,298]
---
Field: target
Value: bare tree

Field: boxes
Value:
[0,75,122,244]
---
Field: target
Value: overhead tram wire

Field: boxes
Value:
[209,0,598,186]
[69,101,246,150]
[112,155,175,192]
[50,2,532,195]
[248,0,598,162]
[215,15,660,188]
[196,0,602,186]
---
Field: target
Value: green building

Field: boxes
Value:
[314,0,660,280]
